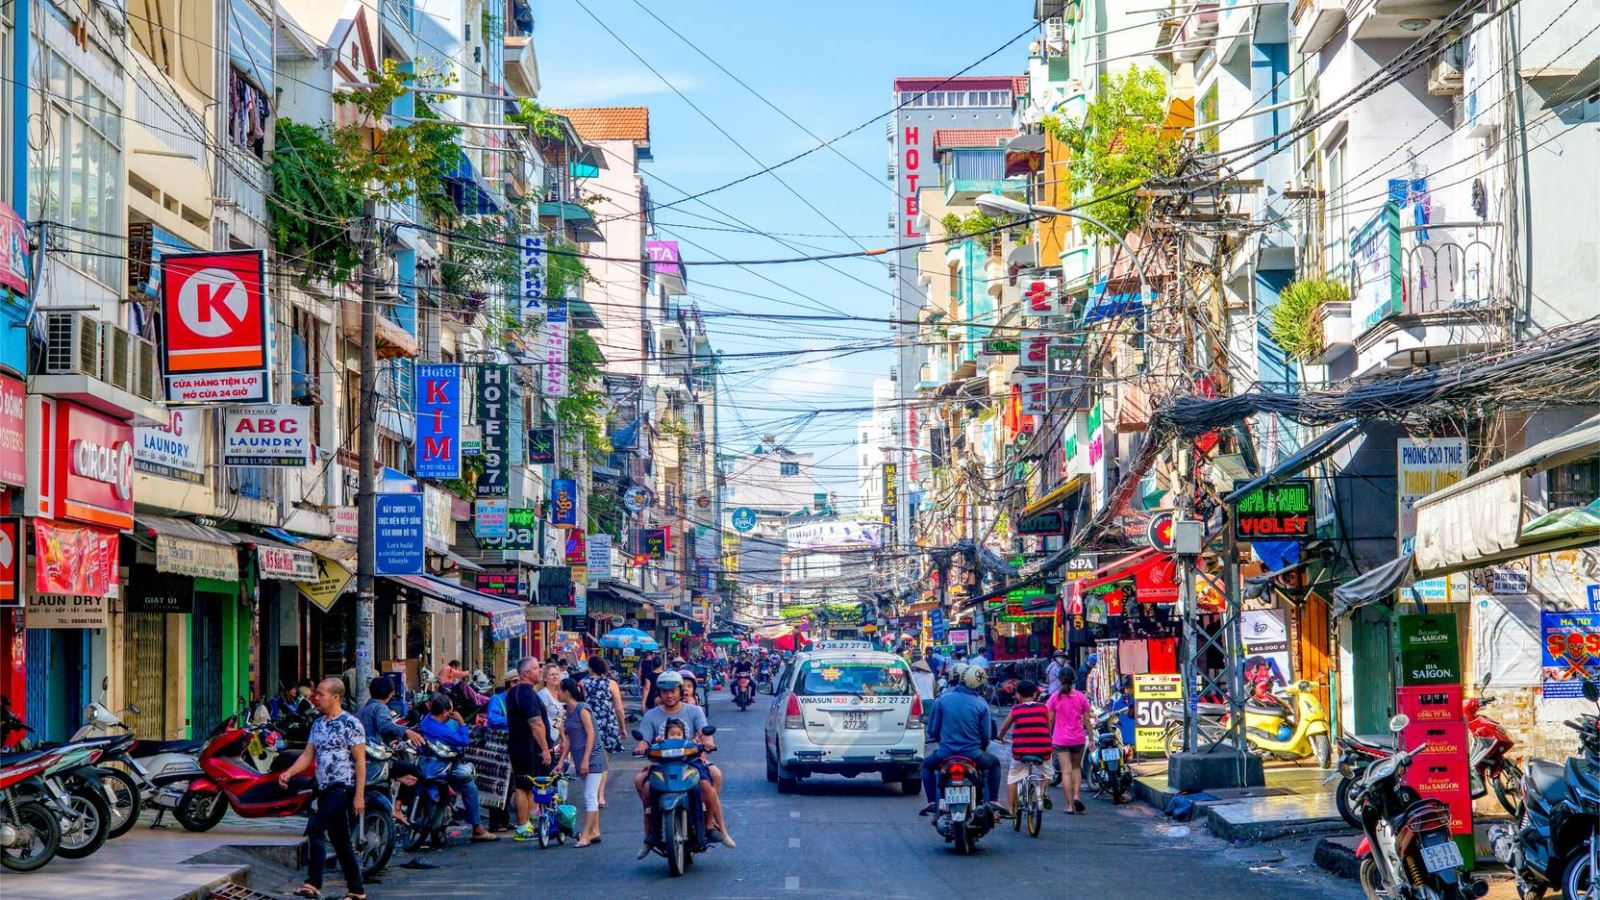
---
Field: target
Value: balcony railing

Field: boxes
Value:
[1351,221,1503,322]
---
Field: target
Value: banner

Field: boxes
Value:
[1542,611,1600,699]
[586,534,611,581]
[550,479,578,528]
[1022,276,1061,317]
[1132,673,1183,755]
[519,233,546,320]
[33,519,120,598]
[1241,609,1293,690]
[374,493,425,575]
[257,544,317,581]
[474,498,509,539]
[491,609,525,642]
[223,405,312,467]
[423,486,453,553]
[160,249,271,403]
[134,407,206,483]
[542,304,569,399]
[156,535,239,581]
[477,365,510,496]
[414,364,462,479]
[527,427,555,465]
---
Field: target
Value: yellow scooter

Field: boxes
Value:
[1242,679,1332,767]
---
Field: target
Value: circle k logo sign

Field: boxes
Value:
[176,267,251,339]
[71,439,135,501]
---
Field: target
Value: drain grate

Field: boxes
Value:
[210,882,278,900]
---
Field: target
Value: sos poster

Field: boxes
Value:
[1542,610,1600,699]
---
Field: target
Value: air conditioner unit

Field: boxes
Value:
[1045,18,1065,45]
[1428,37,1464,96]
[106,324,134,394]
[887,263,898,280]
[43,313,103,378]
[135,338,159,401]
[887,161,897,180]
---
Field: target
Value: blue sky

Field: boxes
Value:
[536,0,1031,506]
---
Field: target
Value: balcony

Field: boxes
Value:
[503,34,540,99]
[945,175,1029,206]
[1175,4,1219,62]
[32,312,168,423]
[1351,0,1465,40]
[1292,0,1347,52]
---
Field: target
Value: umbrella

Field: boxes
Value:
[710,636,741,646]
[600,627,660,651]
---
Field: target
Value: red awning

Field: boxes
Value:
[1078,548,1179,604]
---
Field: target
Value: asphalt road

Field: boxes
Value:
[364,691,1362,899]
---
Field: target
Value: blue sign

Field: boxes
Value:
[1589,585,1600,613]
[550,478,578,528]
[1541,610,1600,699]
[1081,277,1146,325]
[374,493,425,575]
[414,364,461,479]
[730,507,756,533]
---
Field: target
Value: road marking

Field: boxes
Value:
[789,810,800,819]
[785,876,800,891]
[788,837,800,848]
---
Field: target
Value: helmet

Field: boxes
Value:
[470,670,493,692]
[678,667,698,682]
[962,666,989,691]
[945,663,967,685]
[656,670,684,691]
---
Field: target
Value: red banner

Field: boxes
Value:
[0,376,23,486]
[33,519,120,598]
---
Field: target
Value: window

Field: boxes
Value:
[30,46,123,289]
[795,659,912,697]
[967,91,981,105]
[1548,457,1599,510]
[1325,143,1348,280]
[780,462,799,477]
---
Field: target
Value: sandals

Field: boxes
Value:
[291,888,320,899]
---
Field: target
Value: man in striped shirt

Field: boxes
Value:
[996,680,1054,815]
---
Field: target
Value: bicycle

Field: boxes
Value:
[528,766,574,849]
[1012,753,1050,838]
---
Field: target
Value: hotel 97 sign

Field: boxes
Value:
[160,250,271,403]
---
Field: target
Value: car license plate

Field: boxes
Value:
[842,711,868,730]
[1420,840,1463,873]
[944,786,971,806]
[1100,747,1121,762]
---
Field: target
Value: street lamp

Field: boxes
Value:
[973,193,1154,312]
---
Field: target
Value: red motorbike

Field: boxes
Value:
[1465,674,1521,816]
[172,718,312,831]
[733,674,754,711]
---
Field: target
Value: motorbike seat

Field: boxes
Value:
[270,749,303,773]
[131,739,205,758]
[0,748,52,766]
[1245,701,1289,718]
[1528,759,1568,802]
[1016,755,1048,764]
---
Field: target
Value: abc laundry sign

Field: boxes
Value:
[223,405,312,467]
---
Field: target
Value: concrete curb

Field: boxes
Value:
[1313,835,1361,880]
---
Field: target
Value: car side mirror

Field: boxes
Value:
[758,681,775,695]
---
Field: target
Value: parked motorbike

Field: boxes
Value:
[1353,713,1486,900]
[1086,708,1133,803]
[732,674,755,711]
[0,742,64,872]
[1164,680,1333,767]
[17,739,115,860]
[1488,679,1600,900]
[1331,733,1394,828]
[632,725,718,877]
[1466,674,1523,817]
[394,738,464,853]
[931,754,997,855]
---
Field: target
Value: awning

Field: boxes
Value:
[388,573,527,640]
[1021,475,1085,518]
[1223,419,1364,503]
[444,150,502,216]
[1076,547,1180,603]
[136,515,241,581]
[1413,414,1600,576]
[298,538,357,567]
[440,548,484,572]
[591,579,649,607]
[1330,553,1419,619]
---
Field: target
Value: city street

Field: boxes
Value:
[368,692,1360,899]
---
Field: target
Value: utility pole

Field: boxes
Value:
[354,197,379,707]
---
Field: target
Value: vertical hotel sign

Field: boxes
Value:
[519,234,546,321]
[414,364,461,479]
[477,364,509,496]
[160,249,271,403]
[896,107,924,239]
[542,304,569,398]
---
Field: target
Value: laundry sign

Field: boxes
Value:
[223,405,312,467]
[257,544,317,581]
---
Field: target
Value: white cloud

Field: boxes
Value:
[543,70,702,105]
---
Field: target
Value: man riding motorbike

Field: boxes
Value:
[920,665,1006,818]
[731,653,756,704]
[633,671,736,859]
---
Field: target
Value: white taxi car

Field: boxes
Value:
[762,640,924,794]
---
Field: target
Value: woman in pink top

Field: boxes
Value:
[1046,667,1093,814]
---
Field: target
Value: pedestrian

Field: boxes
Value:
[540,662,565,748]
[910,658,936,704]
[508,657,553,842]
[1047,666,1093,814]
[1046,651,1067,689]
[277,678,366,900]
[995,680,1054,815]
[556,677,605,847]
[640,651,660,711]
[437,659,468,687]
[582,656,627,806]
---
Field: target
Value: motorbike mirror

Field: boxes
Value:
[1585,680,1600,704]
[1480,672,1492,690]
[128,704,140,715]
[701,726,717,737]
[101,675,109,690]
[1388,713,1410,734]
[631,729,644,742]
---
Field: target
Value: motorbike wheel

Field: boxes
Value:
[54,782,111,859]
[1358,856,1393,900]
[664,808,689,877]
[1164,723,1186,756]
[951,822,972,856]
[0,800,61,872]
[1493,761,1525,817]
[1335,776,1364,829]
[1311,733,1333,770]
[1562,848,1595,900]
[356,808,394,878]
[174,790,227,833]
[93,768,141,839]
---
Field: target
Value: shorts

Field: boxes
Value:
[1054,744,1086,755]
[510,750,552,790]
[1008,758,1046,785]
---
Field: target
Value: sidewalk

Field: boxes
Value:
[1132,758,1347,842]
[0,810,305,900]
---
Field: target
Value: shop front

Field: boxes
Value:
[387,573,527,682]
[0,373,26,732]
[1066,548,1182,702]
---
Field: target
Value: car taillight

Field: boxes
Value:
[908,694,924,729]
[784,694,804,730]
[949,763,967,783]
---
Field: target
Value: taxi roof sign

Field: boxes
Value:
[809,640,876,652]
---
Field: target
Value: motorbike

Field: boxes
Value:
[732,674,755,711]
[633,725,718,877]
[1164,679,1333,768]
[1465,674,1523,817]
[931,754,997,855]
[1086,708,1133,803]
[1353,713,1487,900]
[394,738,465,853]
[1489,679,1600,900]
[1331,733,1394,828]
[0,743,65,872]
[61,689,210,838]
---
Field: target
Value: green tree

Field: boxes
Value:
[1043,65,1180,240]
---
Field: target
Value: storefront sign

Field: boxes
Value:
[475,568,525,599]
[642,528,668,560]
[156,535,239,581]
[1020,377,1049,417]
[0,375,24,486]
[1232,479,1314,540]
[1542,611,1600,699]
[564,530,587,565]
[223,405,311,467]
[474,499,509,539]
[1351,203,1403,337]
[1023,276,1061,317]
[374,493,425,575]
[550,479,578,528]
[33,519,119,598]
[1132,673,1183,755]
[896,120,924,238]
[477,365,510,496]
[520,233,546,320]
[587,534,612,577]
[1492,568,1530,595]
[491,608,525,642]
[1397,437,1468,553]
[1398,613,1462,686]
[1017,510,1066,536]
[298,554,353,613]
[1147,512,1175,553]
[126,575,193,614]
[527,427,554,465]
[414,364,461,480]
[538,566,573,608]
[423,486,453,553]
[730,507,756,533]
[0,518,19,607]
[645,240,683,279]
[0,201,29,295]
[1241,608,1292,689]
[24,593,112,629]
[333,507,359,541]
[483,507,537,551]
[134,407,206,483]
[258,544,316,581]
[622,486,650,513]
[29,399,137,531]
[542,304,569,398]
[160,249,271,403]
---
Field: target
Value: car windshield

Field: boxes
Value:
[795,659,913,697]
